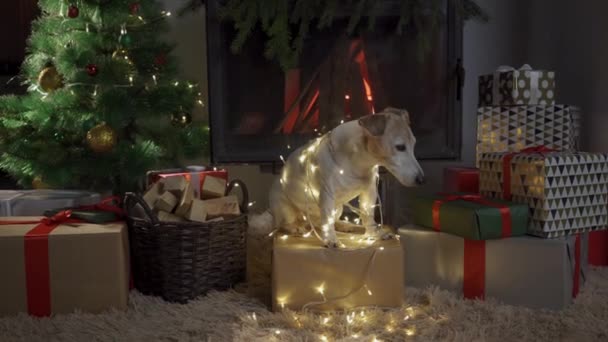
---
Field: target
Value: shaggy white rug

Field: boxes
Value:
[1,268,607,342]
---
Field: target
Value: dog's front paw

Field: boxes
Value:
[365,226,395,241]
[323,234,341,248]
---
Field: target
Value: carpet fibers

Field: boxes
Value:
[1,267,608,342]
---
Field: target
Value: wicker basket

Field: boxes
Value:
[124,180,248,303]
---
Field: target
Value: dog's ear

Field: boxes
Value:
[382,107,410,125]
[358,114,387,137]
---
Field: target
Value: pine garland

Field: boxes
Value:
[182,0,488,70]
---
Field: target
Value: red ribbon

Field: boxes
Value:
[501,146,555,200]
[432,194,513,238]
[463,240,486,299]
[0,211,79,317]
[76,196,125,218]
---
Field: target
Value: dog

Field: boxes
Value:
[255,107,424,247]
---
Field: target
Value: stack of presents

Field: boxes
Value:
[264,64,608,313]
[401,64,608,309]
[0,167,237,317]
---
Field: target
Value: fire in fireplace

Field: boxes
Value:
[206,0,463,164]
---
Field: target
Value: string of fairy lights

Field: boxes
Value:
[246,304,420,340]
[274,134,389,248]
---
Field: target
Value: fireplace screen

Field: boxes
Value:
[206,0,462,163]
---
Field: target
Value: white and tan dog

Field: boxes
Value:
[259,107,424,247]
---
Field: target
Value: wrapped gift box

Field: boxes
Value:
[146,166,228,199]
[0,216,129,317]
[588,230,608,266]
[272,235,403,312]
[443,167,479,193]
[478,66,556,107]
[476,105,580,166]
[247,232,273,308]
[479,151,608,237]
[412,193,529,240]
[0,190,100,216]
[399,225,587,310]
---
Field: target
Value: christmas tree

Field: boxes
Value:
[0,0,208,193]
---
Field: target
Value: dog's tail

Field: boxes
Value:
[248,210,275,236]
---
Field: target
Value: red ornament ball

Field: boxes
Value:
[67,4,79,18]
[154,53,167,67]
[86,64,99,76]
[129,3,141,15]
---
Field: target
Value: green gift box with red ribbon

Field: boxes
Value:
[412,193,529,240]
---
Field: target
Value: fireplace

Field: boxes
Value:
[206,0,463,164]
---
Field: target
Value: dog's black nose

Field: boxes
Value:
[415,174,426,185]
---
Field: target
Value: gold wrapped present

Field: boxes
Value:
[272,235,403,312]
[0,217,129,316]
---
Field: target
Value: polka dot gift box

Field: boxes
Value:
[478,64,556,107]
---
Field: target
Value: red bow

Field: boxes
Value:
[76,196,125,218]
[432,193,513,238]
[502,146,556,200]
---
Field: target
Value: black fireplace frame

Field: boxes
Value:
[205,0,464,164]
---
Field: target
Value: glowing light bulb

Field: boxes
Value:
[280,235,288,241]
[129,75,134,85]
[379,246,385,251]
[404,315,410,321]
[248,202,255,207]
[268,231,275,237]
[316,283,325,295]
[339,169,344,175]
[197,100,204,106]
[174,81,179,86]
[275,330,281,335]
[278,297,286,309]
[188,84,194,89]
[340,120,344,124]
[302,215,307,221]
[299,154,307,163]
[152,75,157,84]
[345,94,350,100]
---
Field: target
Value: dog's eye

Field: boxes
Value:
[395,144,406,152]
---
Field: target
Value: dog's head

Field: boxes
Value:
[358,107,425,186]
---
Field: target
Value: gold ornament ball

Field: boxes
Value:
[86,123,118,153]
[38,66,63,92]
[171,111,192,127]
[32,176,51,189]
